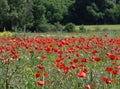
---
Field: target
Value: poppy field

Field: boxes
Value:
[0,33,120,89]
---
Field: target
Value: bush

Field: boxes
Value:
[63,23,75,32]
[79,25,86,33]
[52,22,63,32]
[37,24,54,32]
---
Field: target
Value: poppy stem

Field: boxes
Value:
[5,64,9,89]
[42,72,45,89]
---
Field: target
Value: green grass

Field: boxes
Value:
[76,25,120,30]
[15,30,120,38]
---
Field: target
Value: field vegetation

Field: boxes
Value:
[0,31,120,89]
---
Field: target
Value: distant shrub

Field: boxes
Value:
[37,24,53,32]
[0,31,13,37]
[79,25,86,33]
[52,22,63,32]
[63,23,75,32]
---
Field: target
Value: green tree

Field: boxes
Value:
[0,0,9,31]
[32,0,47,32]
[114,4,120,23]
[68,0,116,24]
[20,0,34,32]
[6,0,24,30]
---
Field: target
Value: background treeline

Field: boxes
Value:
[0,0,120,32]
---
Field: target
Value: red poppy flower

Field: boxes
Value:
[41,55,46,59]
[36,73,40,78]
[44,73,49,77]
[76,53,80,57]
[92,57,101,62]
[80,58,88,62]
[73,59,78,63]
[29,50,33,53]
[37,81,44,86]
[109,55,116,60]
[102,77,111,84]
[45,46,52,53]
[85,84,91,89]
[0,48,2,53]
[71,64,77,69]
[38,65,44,69]
[82,69,88,73]
[77,71,86,78]
[111,69,118,75]
[13,54,19,59]
[37,70,41,73]
[78,64,84,68]
[105,67,113,72]
[91,50,99,55]
[116,65,120,69]
[11,49,16,54]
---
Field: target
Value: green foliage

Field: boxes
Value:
[63,23,75,32]
[0,0,120,32]
[37,24,54,32]
[0,0,9,31]
[20,0,34,31]
[79,25,87,33]
[114,4,120,23]
[53,22,63,32]
[68,0,117,24]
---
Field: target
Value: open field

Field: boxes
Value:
[0,31,120,89]
[76,25,120,31]
[15,30,120,38]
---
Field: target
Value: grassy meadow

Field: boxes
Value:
[0,26,120,89]
[76,25,120,31]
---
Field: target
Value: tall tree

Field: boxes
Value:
[0,0,9,31]
[114,4,120,23]
[20,0,34,32]
[68,0,116,24]
[32,0,47,31]
[6,0,23,30]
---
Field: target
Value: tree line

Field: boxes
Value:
[0,0,120,32]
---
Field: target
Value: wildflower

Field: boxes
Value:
[41,55,46,59]
[76,53,80,57]
[102,77,111,84]
[77,71,86,78]
[44,73,49,77]
[11,49,16,54]
[71,64,77,69]
[85,84,91,89]
[13,54,19,59]
[0,48,2,53]
[109,54,116,60]
[92,57,101,62]
[116,65,120,69]
[64,66,70,74]
[38,65,44,69]
[80,58,88,62]
[91,50,99,55]
[105,67,113,72]
[111,69,118,75]
[73,58,78,63]
[37,81,44,86]
[36,73,40,78]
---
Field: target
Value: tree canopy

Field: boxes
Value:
[0,0,120,32]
